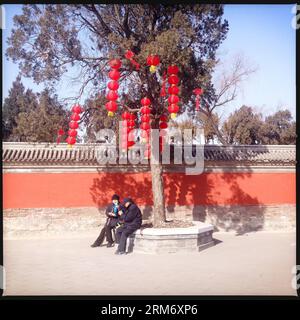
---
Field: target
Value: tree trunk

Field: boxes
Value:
[150,161,166,226]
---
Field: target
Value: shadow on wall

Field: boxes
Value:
[164,146,270,235]
[89,168,153,219]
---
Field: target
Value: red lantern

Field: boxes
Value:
[141,114,151,122]
[129,113,137,120]
[72,105,82,114]
[108,70,120,80]
[68,129,77,137]
[121,111,131,120]
[168,75,179,85]
[109,59,122,69]
[108,80,119,91]
[167,65,179,75]
[66,136,76,145]
[140,122,150,130]
[106,90,118,101]
[168,104,179,114]
[71,113,80,121]
[159,122,168,129]
[69,121,79,129]
[127,120,135,128]
[168,95,180,104]
[125,50,134,59]
[168,86,179,95]
[105,101,117,112]
[141,97,151,106]
[160,114,168,122]
[58,128,64,136]
[146,55,160,67]
[141,106,151,114]
[146,55,160,73]
[193,88,204,111]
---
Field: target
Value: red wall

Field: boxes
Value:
[3,171,296,209]
[3,173,296,209]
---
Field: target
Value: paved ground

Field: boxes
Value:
[3,231,297,296]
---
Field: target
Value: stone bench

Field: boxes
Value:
[126,221,214,254]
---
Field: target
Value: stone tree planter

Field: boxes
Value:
[127,221,214,254]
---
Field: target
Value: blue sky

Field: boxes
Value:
[2,4,296,121]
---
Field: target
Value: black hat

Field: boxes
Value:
[122,197,133,205]
[111,194,120,201]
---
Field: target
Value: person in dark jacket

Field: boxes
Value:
[91,194,124,248]
[115,197,142,255]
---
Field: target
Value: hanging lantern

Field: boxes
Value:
[105,101,117,116]
[168,74,179,85]
[193,88,204,112]
[140,122,150,131]
[121,111,131,120]
[168,104,179,119]
[106,90,118,101]
[108,69,120,81]
[168,86,179,95]
[141,114,151,122]
[72,105,82,114]
[159,122,168,129]
[160,114,168,122]
[66,136,76,145]
[168,95,180,104]
[109,59,122,69]
[69,121,79,129]
[68,129,77,137]
[141,106,151,115]
[108,80,119,91]
[71,113,80,121]
[141,97,151,106]
[56,128,64,144]
[146,55,160,73]
[167,65,179,75]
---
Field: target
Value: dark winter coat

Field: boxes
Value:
[119,203,142,229]
[105,203,124,227]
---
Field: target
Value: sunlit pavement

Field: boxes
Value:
[3,231,297,295]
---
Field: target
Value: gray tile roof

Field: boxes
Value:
[2,142,296,166]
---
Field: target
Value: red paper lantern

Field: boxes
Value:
[146,55,160,67]
[58,129,64,136]
[108,70,120,80]
[141,106,151,114]
[125,50,134,59]
[108,80,119,91]
[168,86,179,95]
[68,129,77,137]
[159,122,168,129]
[127,120,135,127]
[109,59,122,69]
[71,113,80,121]
[168,95,180,104]
[72,105,82,114]
[105,101,117,112]
[129,113,137,120]
[168,75,179,85]
[69,121,79,129]
[167,65,179,75]
[140,122,150,130]
[106,90,118,101]
[141,97,151,106]
[66,136,76,145]
[168,104,179,113]
[160,114,168,122]
[141,114,151,122]
[121,111,131,120]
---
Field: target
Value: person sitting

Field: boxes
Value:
[90,194,124,248]
[115,197,142,255]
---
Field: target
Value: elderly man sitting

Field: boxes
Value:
[115,197,142,255]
